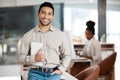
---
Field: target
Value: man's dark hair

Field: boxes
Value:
[86,20,95,35]
[38,2,54,14]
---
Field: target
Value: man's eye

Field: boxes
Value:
[48,13,52,15]
[41,12,46,14]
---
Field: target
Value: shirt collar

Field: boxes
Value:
[89,37,95,43]
[34,25,54,32]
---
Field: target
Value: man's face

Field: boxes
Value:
[38,7,54,26]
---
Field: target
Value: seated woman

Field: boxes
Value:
[80,20,102,65]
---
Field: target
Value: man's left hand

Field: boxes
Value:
[51,70,62,75]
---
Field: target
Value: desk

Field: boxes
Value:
[101,43,114,51]
[71,57,92,63]
[74,43,114,59]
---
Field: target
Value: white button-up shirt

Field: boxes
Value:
[17,25,71,72]
[83,37,102,65]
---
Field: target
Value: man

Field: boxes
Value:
[17,2,71,80]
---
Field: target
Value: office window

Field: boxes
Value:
[106,5,120,47]
[106,4,120,80]
[64,3,98,43]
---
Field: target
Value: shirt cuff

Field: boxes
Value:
[29,55,36,63]
[58,66,66,73]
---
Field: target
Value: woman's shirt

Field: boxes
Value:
[82,37,102,65]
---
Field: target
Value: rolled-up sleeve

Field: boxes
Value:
[17,33,36,65]
[92,41,101,61]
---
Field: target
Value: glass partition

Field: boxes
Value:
[64,3,98,43]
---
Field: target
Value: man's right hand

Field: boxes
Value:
[35,49,45,62]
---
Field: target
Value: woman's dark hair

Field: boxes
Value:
[86,20,95,35]
[38,2,54,14]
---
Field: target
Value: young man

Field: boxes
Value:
[17,2,71,80]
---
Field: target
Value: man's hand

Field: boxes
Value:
[35,49,45,62]
[51,69,62,75]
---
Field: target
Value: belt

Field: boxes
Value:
[31,66,58,72]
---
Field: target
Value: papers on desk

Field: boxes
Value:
[61,72,78,80]
[71,57,92,63]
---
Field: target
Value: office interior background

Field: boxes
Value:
[0,0,120,80]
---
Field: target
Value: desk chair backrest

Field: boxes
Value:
[98,52,117,76]
[75,65,100,80]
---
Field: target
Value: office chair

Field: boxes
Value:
[75,65,100,80]
[98,52,117,80]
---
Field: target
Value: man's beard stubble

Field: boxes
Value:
[39,19,51,26]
